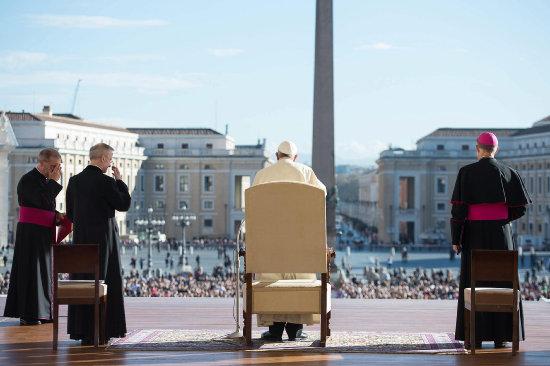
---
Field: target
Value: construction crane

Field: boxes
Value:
[71,79,82,115]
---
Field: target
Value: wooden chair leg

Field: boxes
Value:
[512,308,519,355]
[94,302,99,348]
[53,301,59,350]
[320,311,327,347]
[100,298,107,345]
[464,308,470,350]
[244,310,252,346]
[327,311,332,337]
[470,309,476,355]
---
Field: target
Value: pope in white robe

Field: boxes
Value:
[251,140,326,331]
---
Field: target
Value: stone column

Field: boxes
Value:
[0,111,18,249]
[312,0,337,245]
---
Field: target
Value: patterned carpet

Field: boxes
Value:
[107,329,467,354]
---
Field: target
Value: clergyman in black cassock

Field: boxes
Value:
[3,149,63,325]
[65,143,131,342]
[451,132,531,347]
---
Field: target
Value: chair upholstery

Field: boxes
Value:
[241,182,334,347]
[244,281,331,314]
[464,287,519,306]
[53,244,107,350]
[58,280,107,298]
[464,249,519,355]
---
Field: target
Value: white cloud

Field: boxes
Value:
[208,49,245,57]
[0,71,197,94]
[27,14,168,29]
[336,139,387,160]
[356,42,409,51]
[96,54,166,63]
[0,52,48,70]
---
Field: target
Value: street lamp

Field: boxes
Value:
[172,212,196,269]
[134,207,165,272]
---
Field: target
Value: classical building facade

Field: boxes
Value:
[127,128,270,240]
[5,106,270,242]
[376,115,550,245]
[5,107,146,238]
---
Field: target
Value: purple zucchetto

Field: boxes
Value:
[477,132,498,147]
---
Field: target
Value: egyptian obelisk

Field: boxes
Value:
[312,0,336,245]
[0,111,18,249]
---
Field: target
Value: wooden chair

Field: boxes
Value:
[53,244,107,349]
[241,181,335,347]
[464,249,519,355]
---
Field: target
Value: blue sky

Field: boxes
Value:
[1,1,549,165]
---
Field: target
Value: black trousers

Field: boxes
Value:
[269,322,303,338]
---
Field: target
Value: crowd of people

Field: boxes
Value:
[1,265,549,300]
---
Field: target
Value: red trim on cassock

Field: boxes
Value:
[506,203,529,207]
[450,218,464,222]
[450,201,465,204]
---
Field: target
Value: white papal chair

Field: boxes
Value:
[241,181,334,347]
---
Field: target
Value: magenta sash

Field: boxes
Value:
[468,203,508,221]
[19,206,56,227]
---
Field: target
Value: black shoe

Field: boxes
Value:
[261,331,282,342]
[20,318,41,326]
[494,341,510,348]
[288,329,309,341]
[81,338,94,346]
[465,341,482,349]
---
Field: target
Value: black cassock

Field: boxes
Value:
[4,168,62,320]
[450,157,531,342]
[65,165,131,340]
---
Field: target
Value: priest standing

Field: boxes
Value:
[65,143,131,344]
[451,132,531,349]
[4,148,64,325]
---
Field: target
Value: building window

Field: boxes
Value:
[140,175,144,192]
[157,143,164,149]
[180,164,189,170]
[155,164,164,169]
[203,200,214,210]
[154,175,165,192]
[461,145,469,151]
[529,223,533,234]
[204,218,213,228]
[204,164,213,170]
[181,143,189,149]
[547,176,550,194]
[203,175,214,193]
[179,175,189,192]
[539,176,542,195]
[178,200,189,210]
[437,144,444,150]
[530,177,534,193]
[522,223,526,231]
[206,143,213,149]
[155,200,165,209]
[539,223,543,233]
[538,204,542,213]
[436,202,446,211]
[436,177,447,194]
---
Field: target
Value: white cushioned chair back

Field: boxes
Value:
[245,181,327,274]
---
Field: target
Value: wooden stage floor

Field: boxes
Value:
[0,297,549,365]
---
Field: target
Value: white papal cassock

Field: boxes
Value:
[252,157,326,326]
